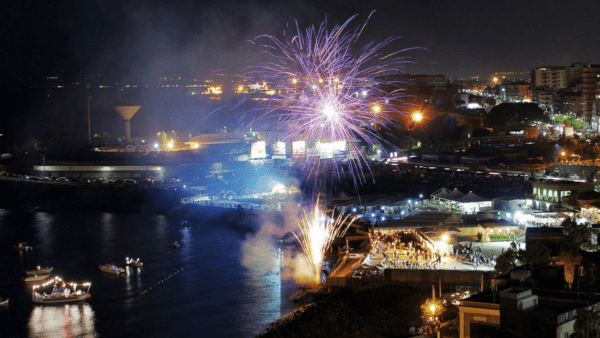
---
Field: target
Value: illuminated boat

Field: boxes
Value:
[13,242,33,251]
[0,298,8,306]
[173,241,180,248]
[23,274,52,282]
[125,257,143,267]
[25,266,54,276]
[32,277,91,304]
[99,264,125,275]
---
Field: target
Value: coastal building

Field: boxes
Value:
[32,165,164,180]
[580,201,600,225]
[376,73,447,104]
[503,82,531,102]
[531,66,568,91]
[581,65,600,128]
[430,188,494,214]
[460,287,600,338]
[527,181,594,211]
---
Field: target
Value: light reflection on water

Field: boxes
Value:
[0,209,298,338]
[238,247,283,337]
[28,303,98,338]
[33,212,54,257]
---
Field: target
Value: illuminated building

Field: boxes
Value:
[528,181,594,211]
[581,64,600,128]
[531,66,567,91]
[459,287,600,338]
[503,82,531,102]
[376,73,447,104]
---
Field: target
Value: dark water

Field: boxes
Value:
[0,209,298,338]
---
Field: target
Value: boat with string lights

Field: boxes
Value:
[25,266,53,276]
[31,277,91,304]
[99,264,125,275]
[125,257,143,267]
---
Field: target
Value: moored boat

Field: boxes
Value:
[23,274,52,282]
[0,298,8,306]
[32,277,91,305]
[125,257,143,267]
[25,266,54,276]
[173,241,180,248]
[99,264,125,275]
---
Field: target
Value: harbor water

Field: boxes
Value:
[0,208,298,338]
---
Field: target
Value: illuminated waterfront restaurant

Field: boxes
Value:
[527,181,594,211]
[430,188,494,215]
[376,211,519,243]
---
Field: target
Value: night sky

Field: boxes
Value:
[3,0,600,82]
[1,0,599,143]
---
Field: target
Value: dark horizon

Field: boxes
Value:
[3,0,600,83]
[2,0,600,146]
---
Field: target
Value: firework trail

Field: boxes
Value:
[248,12,415,186]
[291,197,357,284]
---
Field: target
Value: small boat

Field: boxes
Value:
[0,298,8,306]
[13,242,33,251]
[32,293,90,304]
[23,274,52,282]
[173,241,180,248]
[125,257,143,267]
[32,278,91,305]
[99,264,125,275]
[25,266,54,276]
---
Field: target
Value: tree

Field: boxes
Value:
[484,97,496,106]
[574,307,600,338]
[477,232,483,242]
[560,217,592,253]
[521,242,551,266]
[486,103,547,127]
[557,250,581,289]
[495,249,518,275]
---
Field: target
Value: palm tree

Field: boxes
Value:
[557,250,581,289]
[575,307,600,338]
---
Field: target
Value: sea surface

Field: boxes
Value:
[0,208,298,338]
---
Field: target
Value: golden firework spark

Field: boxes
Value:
[291,197,357,284]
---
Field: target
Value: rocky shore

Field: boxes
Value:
[258,284,439,338]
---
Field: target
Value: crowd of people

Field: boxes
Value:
[457,246,496,269]
[367,230,444,270]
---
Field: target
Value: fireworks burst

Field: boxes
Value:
[248,12,416,185]
[291,197,357,284]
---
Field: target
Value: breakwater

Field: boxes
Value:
[0,178,179,213]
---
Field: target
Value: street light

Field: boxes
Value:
[412,111,423,123]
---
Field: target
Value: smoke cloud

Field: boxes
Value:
[240,201,315,284]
